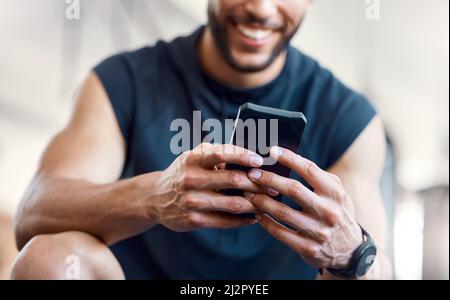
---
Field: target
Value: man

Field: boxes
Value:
[12,0,392,279]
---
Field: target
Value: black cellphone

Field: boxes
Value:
[223,103,307,207]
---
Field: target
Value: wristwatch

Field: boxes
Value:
[325,225,377,279]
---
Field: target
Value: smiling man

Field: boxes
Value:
[12,0,392,280]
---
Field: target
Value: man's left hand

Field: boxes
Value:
[245,146,363,270]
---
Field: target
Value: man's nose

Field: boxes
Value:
[244,0,278,21]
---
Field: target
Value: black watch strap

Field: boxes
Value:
[322,225,377,279]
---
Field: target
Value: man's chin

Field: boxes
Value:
[232,64,271,73]
[228,54,276,73]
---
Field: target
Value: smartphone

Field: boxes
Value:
[223,103,307,205]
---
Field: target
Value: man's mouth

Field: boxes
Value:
[235,24,273,41]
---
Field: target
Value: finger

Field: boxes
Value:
[266,187,279,197]
[189,211,257,229]
[187,191,257,214]
[247,168,322,211]
[255,213,314,256]
[216,163,226,170]
[244,193,323,241]
[270,147,335,191]
[201,170,267,193]
[189,143,263,169]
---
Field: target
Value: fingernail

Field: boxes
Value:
[248,218,258,224]
[250,155,264,167]
[268,188,279,196]
[244,192,256,200]
[270,146,284,158]
[248,169,262,180]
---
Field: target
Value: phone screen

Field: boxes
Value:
[224,103,307,202]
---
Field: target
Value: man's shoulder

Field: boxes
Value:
[95,46,158,74]
[289,47,372,112]
[288,47,377,168]
[95,29,199,77]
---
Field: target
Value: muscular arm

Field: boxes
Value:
[15,73,265,250]
[323,116,393,279]
[14,73,158,249]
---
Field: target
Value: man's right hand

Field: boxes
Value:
[15,74,271,249]
[148,143,267,232]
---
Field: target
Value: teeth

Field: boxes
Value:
[236,25,272,40]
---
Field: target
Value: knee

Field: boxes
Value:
[11,231,124,280]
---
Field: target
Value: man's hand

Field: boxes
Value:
[149,143,267,232]
[14,73,271,248]
[244,146,363,270]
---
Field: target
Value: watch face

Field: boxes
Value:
[355,245,377,277]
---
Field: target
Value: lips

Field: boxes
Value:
[235,24,273,41]
[231,23,278,49]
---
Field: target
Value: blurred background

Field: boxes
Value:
[0,0,448,279]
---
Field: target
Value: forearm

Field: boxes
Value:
[15,172,161,249]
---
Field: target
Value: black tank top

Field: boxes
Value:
[94,27,376,279]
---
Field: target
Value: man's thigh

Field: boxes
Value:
[11,231,124,280]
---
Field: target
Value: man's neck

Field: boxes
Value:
[198,27,286,89]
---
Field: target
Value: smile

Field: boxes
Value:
[235,24,273,41]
